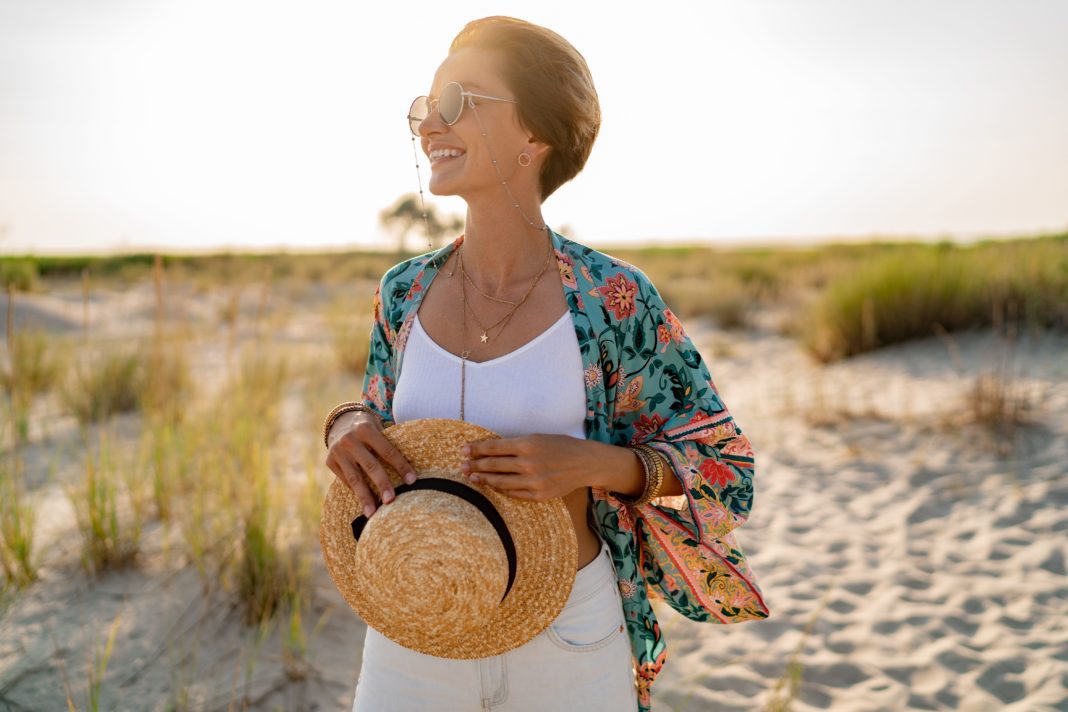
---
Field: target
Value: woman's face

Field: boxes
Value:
[418,47,547,203]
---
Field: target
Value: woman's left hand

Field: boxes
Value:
[460,434,608,501]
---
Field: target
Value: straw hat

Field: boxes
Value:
[319,417,578,659]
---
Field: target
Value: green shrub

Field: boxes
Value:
[0,259,39,291]
[800,240,1068,361]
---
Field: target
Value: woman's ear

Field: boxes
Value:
[527,136,552,163]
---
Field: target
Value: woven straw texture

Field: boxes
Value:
[319,418,578,658]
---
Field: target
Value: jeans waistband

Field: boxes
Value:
[565,537,615,606]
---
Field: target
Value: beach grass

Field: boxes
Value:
[1,326,66,440]
[615,233,1068,347]
[0,453,37,588]
[140,336,195,429]
[85,610,123,712]
[59,345,145,425]
[234,439,290,626]
[795,237,1068,362]
[933,322,1047,456]
[65,427,147,575]
[327,295,373,378]
[2,232,1065,708]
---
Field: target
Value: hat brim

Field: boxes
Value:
[320,418,578,658]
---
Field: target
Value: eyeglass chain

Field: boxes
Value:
[409,94,554,421]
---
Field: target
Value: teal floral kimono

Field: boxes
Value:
[359,228,769,710]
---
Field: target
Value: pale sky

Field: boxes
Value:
[1,0,1066,255]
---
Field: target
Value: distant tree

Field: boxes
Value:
[379,194,464,255]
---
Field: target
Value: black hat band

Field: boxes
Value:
[350,477,517,604]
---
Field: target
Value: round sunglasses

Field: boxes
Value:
[408,81,518,137]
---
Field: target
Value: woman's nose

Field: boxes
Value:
[418,107,446,137]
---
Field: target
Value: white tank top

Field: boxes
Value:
[392,311,587,440]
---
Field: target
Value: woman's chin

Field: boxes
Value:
[427,181,473,201]
[427,176,458,197]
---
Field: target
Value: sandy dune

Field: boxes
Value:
[1,281,1065,711]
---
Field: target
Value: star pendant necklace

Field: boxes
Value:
[457,234,555,419]
[458,236,553,345]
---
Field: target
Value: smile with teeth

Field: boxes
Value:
[430,148,466,163]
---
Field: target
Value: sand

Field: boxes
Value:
[1,280,1066,711]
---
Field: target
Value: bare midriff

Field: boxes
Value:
[564,486,605,571]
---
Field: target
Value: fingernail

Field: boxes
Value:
[470,475,481,483]
[405,472,417,484]
[460,462,470,473]
[383,490,394,503]
[461,445,471,456]
[364,504,375,516]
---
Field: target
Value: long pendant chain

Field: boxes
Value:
[460,273,470,421]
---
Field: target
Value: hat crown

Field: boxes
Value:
[354,480,512,636]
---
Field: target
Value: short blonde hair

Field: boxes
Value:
[450,16,601,202]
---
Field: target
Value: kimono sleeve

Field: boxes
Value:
[358,275,397,427]
[612,268,756,546]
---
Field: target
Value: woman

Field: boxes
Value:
[324,16,768,712]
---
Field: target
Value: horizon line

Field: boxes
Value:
[2,226,1065,259]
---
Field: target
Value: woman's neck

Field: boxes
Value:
[459,206,551,294]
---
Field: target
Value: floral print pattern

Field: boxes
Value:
[358,228,769,711]
[597,272,639,320]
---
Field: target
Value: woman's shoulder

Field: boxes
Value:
[378,245,447,291]
[558,233,660,294]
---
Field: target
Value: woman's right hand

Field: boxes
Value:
[324,413,417,518]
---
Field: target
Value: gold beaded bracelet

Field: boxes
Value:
[613,444,666,507]
[322,401,383,449]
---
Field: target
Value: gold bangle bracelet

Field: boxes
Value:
[615,444,665,507]
[633,448,659,506]
[323,401,382,448]
[634,445,665,505]
[638,445,666,504]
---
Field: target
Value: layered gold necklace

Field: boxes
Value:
[455,233,554,420]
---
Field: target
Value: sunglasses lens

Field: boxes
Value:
[439,82,463,124]
[408,96,428,135]
[408,83,465,135]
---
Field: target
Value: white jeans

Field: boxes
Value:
[352,535,638,711]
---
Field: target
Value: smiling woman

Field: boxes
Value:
[321,14,768,712]
[419,17,600,205]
